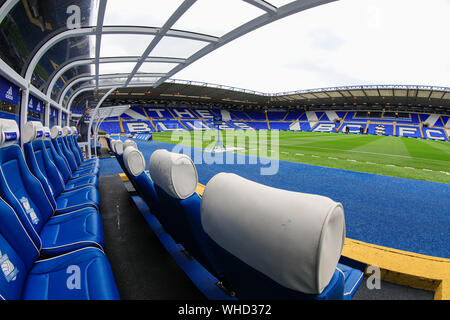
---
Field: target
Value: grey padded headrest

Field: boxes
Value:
[149,149,198,200]
[23,121,44,143]
[50,126,63,139]
[123,146,145,177]
[42,127,51,140]
[115,140,124,155]
[201,173,346,295]
[0,119,19,147]
[123,139,137,152]
[62,126,71,137]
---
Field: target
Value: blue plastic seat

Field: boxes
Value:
[63,126,98,170]
[41,127,98,189]
[69,126,99,167]
[0,120,104,256]
[200,172,364,299]
[0,196,119,300]
[50,126,98,178]
[23,122,99,214]
[147,149,225,280]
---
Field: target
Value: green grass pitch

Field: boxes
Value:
[151,130,450,184]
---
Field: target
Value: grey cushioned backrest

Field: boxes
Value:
[50,126,63,139]
[123,146,145,177]
[201,172,345,294]
[115,140,124,155]
[123,139,137,152]
[148,149,198,200]
[0,119,19,147]
[23,121,44,143]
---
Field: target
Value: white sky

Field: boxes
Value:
[100,0,450,93]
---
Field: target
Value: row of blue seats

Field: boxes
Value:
[0,120,119,300]
[108,137,364,300]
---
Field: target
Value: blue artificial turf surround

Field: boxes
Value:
[99,139,450,259]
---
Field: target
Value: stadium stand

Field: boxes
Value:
[98,106,449,141]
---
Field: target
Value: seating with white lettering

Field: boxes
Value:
[0,196,119,300]
[0,119,105,257]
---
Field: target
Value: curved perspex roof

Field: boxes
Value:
[0,0,336,114]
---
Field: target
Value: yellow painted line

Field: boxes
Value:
[419,126,424,138]
[119,173,128,182]
[342,238,450,300]
[119,117,125,133]
[166,108,189,130]
[266,112,271,130]
[281,111,290,122]
[364,121,369,134]
[295,111,305,122]
[393,123,396,136]
[196,183,205,197]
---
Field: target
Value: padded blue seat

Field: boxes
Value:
[147,149,225,280]
[63,126,98,170]
[69,126,99,168]
[0,120,104,256]
[0,197,119,300]
[42,127,98,189]
[50,126,99,178]
[23,122,99,214]
[201,172,364,299]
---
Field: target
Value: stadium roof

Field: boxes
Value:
[0,0,336,117]
[72,80,450,114]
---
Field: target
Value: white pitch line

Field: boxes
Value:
[328,157,338,160]
[403,166,414,169]
[422,169,433,172]
[440,171,450,175]
[296,153,304,156]
[347,159,357,162]
[311,155,320,158]
[385,164,396,167]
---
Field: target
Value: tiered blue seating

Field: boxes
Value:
[245,110,266,121]
[99,121,122,134]
[247,121,268,130]
[269,122,291,130]
[267,111,288,121]
[283,110,303,121]
[229,110,250,121]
